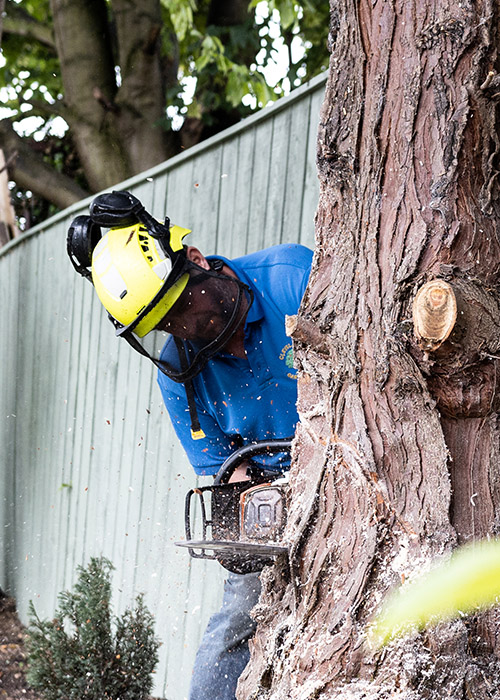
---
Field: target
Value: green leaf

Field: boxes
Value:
[268,0,300,30]
[226,67,249,107]
[368,539,500,648]
[161,0,197,41]
[3,0,330,225]
[253,76,276,106]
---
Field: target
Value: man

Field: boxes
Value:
[67,191,313,700]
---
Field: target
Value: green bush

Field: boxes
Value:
[26,557,160,700]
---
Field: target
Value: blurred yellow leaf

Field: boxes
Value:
[368,539,500,647]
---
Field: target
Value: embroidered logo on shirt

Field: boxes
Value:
[279,343,297,380]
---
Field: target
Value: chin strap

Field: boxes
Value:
[120,329,206,440]
[173,337,206,440]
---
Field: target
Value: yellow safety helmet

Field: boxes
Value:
[91,221,191,337]
[67,190,192,338]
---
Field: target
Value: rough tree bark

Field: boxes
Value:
[238,1,500,698]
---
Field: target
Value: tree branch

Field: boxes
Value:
[0,118,88,210]
[20,97,72,123]
[2,7,55,50]
[285,314,332,357]
[411,276,500,418]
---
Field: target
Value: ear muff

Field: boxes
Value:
[89,191,146,229]
[67,215,103,281]
[90,190,175,258]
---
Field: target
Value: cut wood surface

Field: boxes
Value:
[413,279,457,351]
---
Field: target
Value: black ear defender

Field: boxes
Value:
[67,190,175,282]
[89,190,145,228]
[66,215,102,281]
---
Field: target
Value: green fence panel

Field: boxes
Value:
[0,72,326,699]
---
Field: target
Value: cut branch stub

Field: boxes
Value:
[285,314,331,356]
[413,280,457,352]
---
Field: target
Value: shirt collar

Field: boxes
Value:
[207,254,264,324]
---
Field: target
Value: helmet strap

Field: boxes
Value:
[118,326,205,440]
[173,337,205,440]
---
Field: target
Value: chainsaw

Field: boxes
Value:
[175,439,292,574]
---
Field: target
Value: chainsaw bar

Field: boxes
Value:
[176,540,288,557]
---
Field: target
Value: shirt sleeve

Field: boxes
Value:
[250,244,313,319]
[157,372,239,476]
[283,246,313,315]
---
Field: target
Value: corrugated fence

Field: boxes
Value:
[0,72,326,698]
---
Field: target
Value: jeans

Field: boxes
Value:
[189,572,261,700]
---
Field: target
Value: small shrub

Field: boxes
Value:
[26,557,160,700]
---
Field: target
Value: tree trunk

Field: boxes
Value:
[238,1,500,698]
[50,0,128,190]
[49,0,179,192]
[111,0,180,172]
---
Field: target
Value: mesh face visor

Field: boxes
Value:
[117,261,254,384]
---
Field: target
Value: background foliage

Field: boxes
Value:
[0,0,329,229]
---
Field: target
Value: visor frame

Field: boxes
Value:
[111,249,190,338]
[116,265,254,383]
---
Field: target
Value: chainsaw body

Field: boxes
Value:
[176,439,292,574]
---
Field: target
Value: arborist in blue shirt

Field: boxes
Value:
[67,191,313,700]
[158,245,312,476]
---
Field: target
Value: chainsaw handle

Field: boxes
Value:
[213,438,293,486]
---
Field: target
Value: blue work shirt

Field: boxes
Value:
[157,244,313,476]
